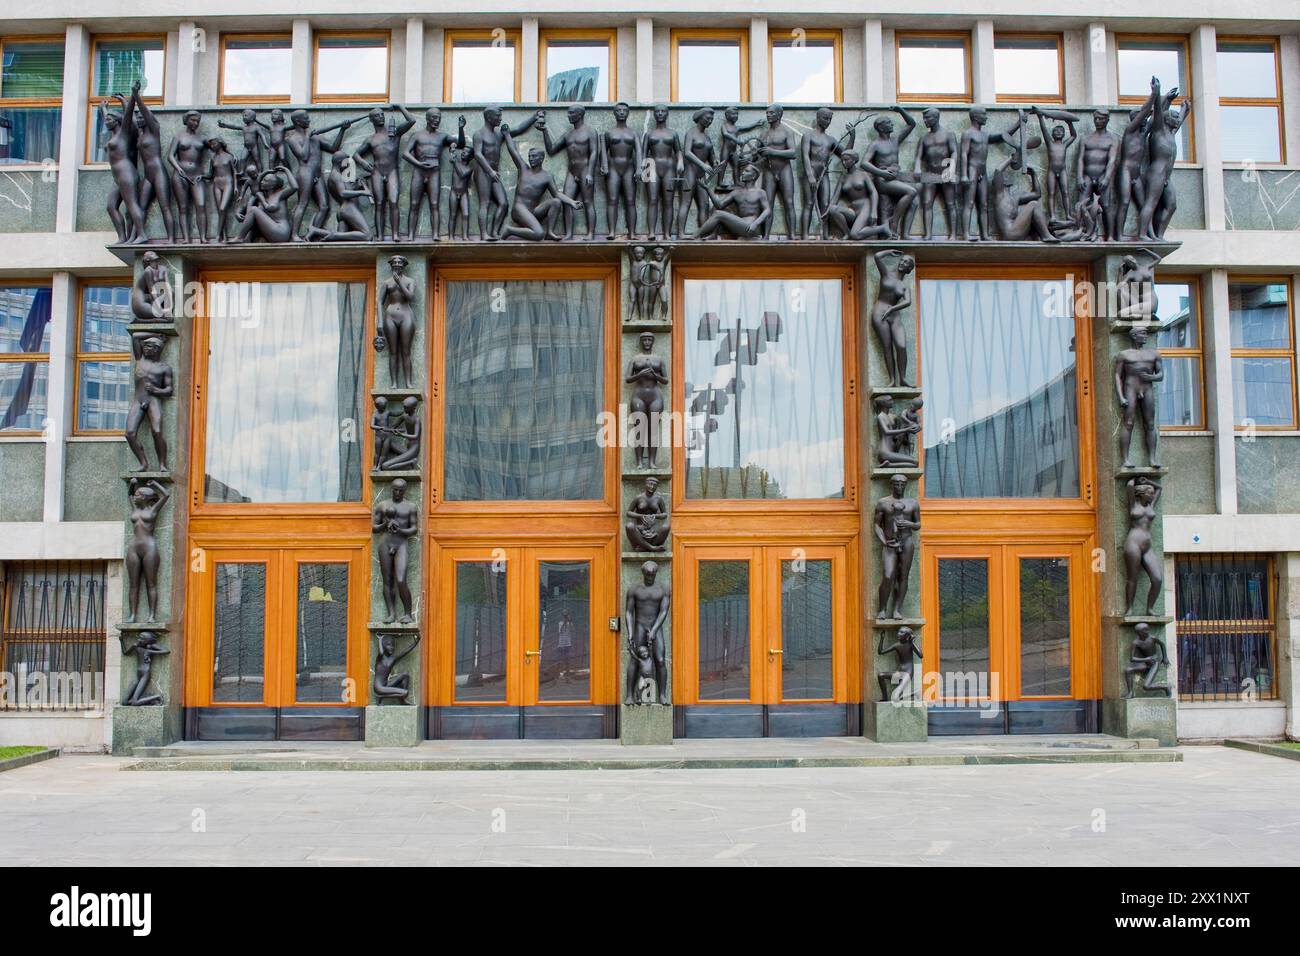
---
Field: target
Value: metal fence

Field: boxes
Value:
[1175,554,1277,702]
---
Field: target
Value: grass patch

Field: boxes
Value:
[0,746,45,761]
[1275,741,1300,751]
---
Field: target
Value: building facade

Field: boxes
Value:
[0,2,1296,752]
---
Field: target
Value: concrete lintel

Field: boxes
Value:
[0,521,124,560]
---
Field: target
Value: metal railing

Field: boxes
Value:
[1175,554,1277,702]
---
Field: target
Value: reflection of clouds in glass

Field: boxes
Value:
[898,45,966,95]
[772,47,836,103]
[223,47,292,98]
[993,46,1059,97]
[1118,48,1182,97]
[316,46,388,96]
[677,45,741,102]
[451,46,518,102]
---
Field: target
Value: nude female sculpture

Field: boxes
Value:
[1117,251,1158,322]
[373,632,421,704]
[471,107,540,239]
[168,110,210,242]
[497,127,581,241]
[1137,76,1184,241]
[625,561,670,705]
[860,107,918,239]
[131,251,172,322]
[694,163,771,240]
[826,151,891,240]
[540,105,601,241]
[878,625,922,701]
[874,395,920,467]
[378,396,421,470]
[755,104,799,239]
[132,85,177,243]
[379,255,416,388]
[601,102,641,239]
[354,104,416,241]
[875,474,921,620]
[1123,622,1171,698]
[676,108,720,238]
[373,478,418,624]
[99,91,148,244]
[872,250,915,387]
[1115,324,1164,468]
[305,151,374,242]
[235,167,297,243]
[625,476,670,552]
[284,110,354,241]
[1124,477,1163,616]
[402,109,465,240]
[204,137,239,243]
[125,334,172,472]
[125,478,170,624]
[121,630,169,706]
[642,105,683,240]
[626,333,668,467]
[990,145,1059,243]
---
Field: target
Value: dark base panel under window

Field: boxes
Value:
[673,703,857,738]
[427,705,617,740]
[184,706,364,741]
[926,700,1100,736]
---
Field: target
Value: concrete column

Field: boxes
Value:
[635,18,653,104]
[972,20,996,104]
[1203,270,1237,514]
[1190,25,1225,231]
[174,22,200,106]
[55,25,89,232]
[291,19,312,104]
[1280,553,1299,740]
[403,18,424,103]
[749,18,768,104]
[862,20,884,102]
[521,18,539,103]
[42,272,76,523]
[1083,23,1109,104]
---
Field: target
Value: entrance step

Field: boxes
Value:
[124,735,1179,772]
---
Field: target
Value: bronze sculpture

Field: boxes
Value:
[402,109,465,241]
[643,105,683,240]
[801,107,857,239]
[373,632,421,704]
[877,625,922,701]
[677,107,720,238]
[871,250,915,387]
[284,110,354,241]
[1030,106,1079,223]
[168,110,210,242]
[373,478,418,624]
[624,561,670,705]
[471,107,539,239]
[826,151,890,240]
[1122,622,1171,698]
[100,90,148,244]
[204,137,239,243]
[378,396,421,471]
[1137,77,1183,241]
[1115,325,1164,468]
[497,126,581,240]
[132,83,178,243]
[694,162,771,240]
[125,478,170,624]
[1123,477,1163,616]
[1075,108,1120,241]
[958,107,1018,241]
[235,167,298,243]
[1117,251,1158,322]
[629,245,669,321]
[305,150,375,241]
[354,104,416,242]
[991,139,1059,243]
[914,107,960,240]
[540,105,601,241]
[626,332,668,467]
[625,476,670,552]
[379,255,417,388]
[1114,102,1153,240]
[601,102,641,239]
[125,335,172,473]
[131,251,172,322]
[717,106,763,189]
[874,474,920,620]
[875,395,920,467]
[756,104,799,240]
[447,143,475,241]
[217,108,271,170]
[861,106,918,239]
[120,630,169,706]
[371,396,395,471]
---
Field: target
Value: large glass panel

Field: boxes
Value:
[1216,42,1278,100]
[920,278,1079,498]
[1154,282,1198,349]
[1231,357,1294,427]
[676,40,741,102]
[212,562,267,703]
[444,279,605,501]
[544,40,609,102]
[1218,105,1281,164]
[0,285,51,432]
[684,277,844,500]
[294,563,349,703]
[0,285,51,353]
[698,560,750,700]
[1019,557,1071,696]
[937,558,990,698]
[1158,356,1204,429]
[221,36,292,100]
[89,39,164,163]
[449,40,518,103]
[0,106,61,164]
[771,39,836,103]
[454,561,508,702]
[76,361,130,432]
[537,560,591,701]
[779,559,833,700]
[993,36,1061,99]
[898,36,968,98]
[1117,40,1191,160]
[1229,282,1290,350]
[314,36,388,99]
[0,362,48,431]
[79,285,131,353]
[1,40,64,99]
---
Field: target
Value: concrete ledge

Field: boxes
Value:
[0,522,124,561]
[1223,739,1300,762]
[0,748,59,774]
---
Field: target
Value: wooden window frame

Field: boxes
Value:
[72,278,132,437]
[1153,278,1206,432]
[1216,35,1286,166]
[767,28,843,103]
[895,30,972,104]
[0,34,65,108]
[311,30,391,104]
[538,28,617,104]
[670,28,749,103]
[0,280,52,437]
[218,32,293,105]
[992,32,1064,104]
[1228,275,1297,431]
[443,29,522,104]
[85,33,167,165]
[1115,34,1196,165]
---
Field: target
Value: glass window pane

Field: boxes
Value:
[537,560,591,701]
[315,36,388,98]
[454,561,508,702]
[993,37,1060,98]
[92,39,164,98]
[698,560,750,701]
[1229,282,1291,349]
[76,360,130,431]
[1218,105,1282,164]
[450,41,518,103]
[444,279,605,501]
[1117,42,1186,98]
[898,37,968,97]
[1175,554,1275,700]
[0,361,48,432]
[222,37,292,99]
[1216,43,1278,99]
[294,563,349,702]
[684,277,844,500]
[80,285,131,353]
[212,562,266,703]
[0,285,51,353]
[920,278,1079,498]
[937,558,990,697]
[1154,282,1198,348]
[771,40,836,103]
[204,281,367,503]
[2,41,64,99]
[1157,356,1204,428]
[1019,556,1071,696]
[676,40,741,102]
[780,559,833,700]
[1232,357,1295,427]
[0,106,61,164]
[544,40,609,102]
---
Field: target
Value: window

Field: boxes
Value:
[896,32,970,103]
[672,29,748,103]
[1116,35,1193,162]
[769,29,841,103]
[1154,280,1204,430]
[219,34,292,103]
[445,30,520,103]
[540,29,614,103]
[0,36,63,165]
[312,32,389,103]
[993,33,1062,103]
[1216,37,1284,164]
[75,283,132,434]
[87,35,165,164]
[1228,279,1295,429]
[1,562,107,711]
[0,283,51,434]
[201,277,369,504]
[1176,554,1276,701]
[682,272,847,501]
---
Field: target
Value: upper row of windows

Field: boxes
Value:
[0,29,1288,164]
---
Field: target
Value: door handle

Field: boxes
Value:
[768,648,783,655]
[524,649,542,662]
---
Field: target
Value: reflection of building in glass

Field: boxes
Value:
[546,67,600,102]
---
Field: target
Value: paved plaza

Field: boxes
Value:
[1,745,1297,866]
